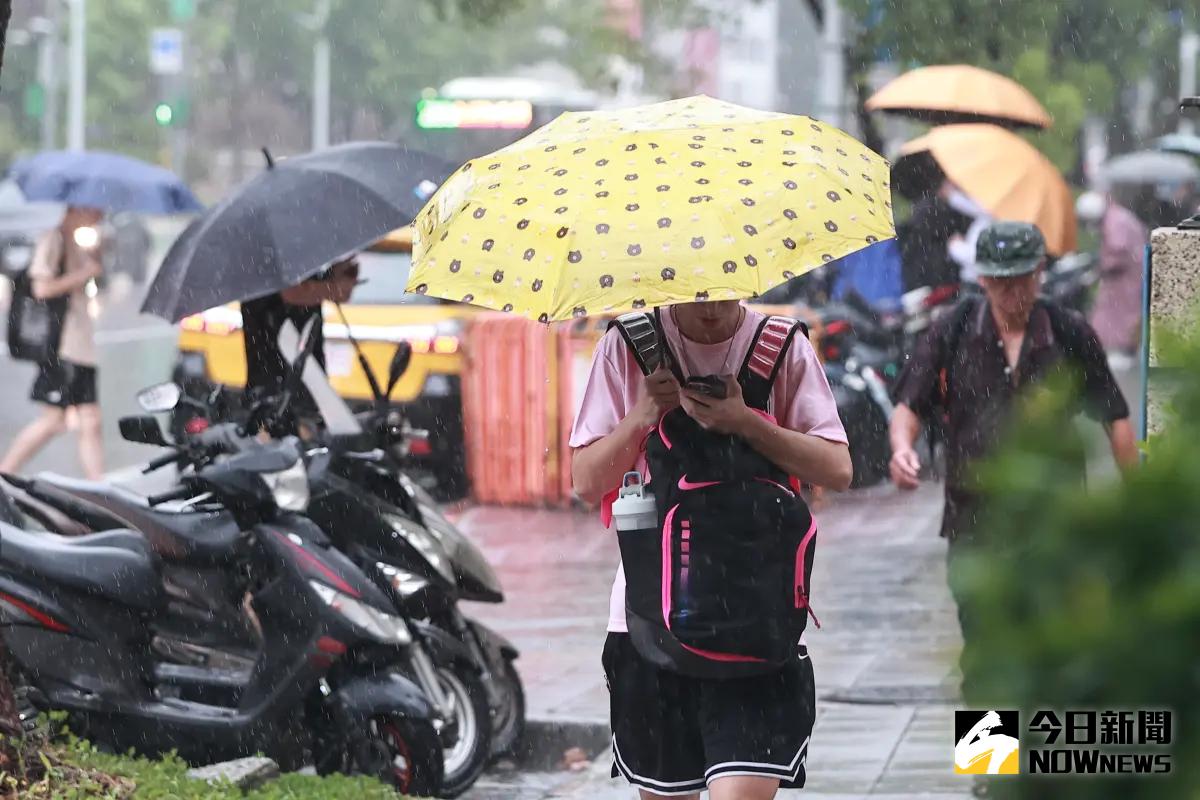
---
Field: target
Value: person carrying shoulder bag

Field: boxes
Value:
[2,207,105,479]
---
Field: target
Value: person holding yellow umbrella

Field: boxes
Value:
[409,96,894,799]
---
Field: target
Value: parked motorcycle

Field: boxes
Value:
[4,338,523,796]
[1042,252,1097,314]
[0,434,444,794]
[815,292,904,487]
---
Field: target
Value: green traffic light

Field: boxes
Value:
[154,102,174,126]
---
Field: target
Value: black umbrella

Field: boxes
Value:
[142,142,453,322]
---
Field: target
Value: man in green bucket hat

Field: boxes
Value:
[886,220,1139,699]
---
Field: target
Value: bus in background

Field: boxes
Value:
[409,76,599,166]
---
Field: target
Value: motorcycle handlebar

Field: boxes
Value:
[142,450,184,474]
[147,486,193,506]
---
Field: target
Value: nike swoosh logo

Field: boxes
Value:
[678,476,721,491]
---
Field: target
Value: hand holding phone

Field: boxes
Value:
[683,374,728,399]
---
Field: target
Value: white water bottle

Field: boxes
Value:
[611,472,658,531]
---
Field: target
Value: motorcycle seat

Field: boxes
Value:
[0,522,164,611]
[31,474,244,566]
[58,528,154,558]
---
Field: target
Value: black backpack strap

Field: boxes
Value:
[606,309,683,380]
[737,315,807,411]
[1038,299,1088,363]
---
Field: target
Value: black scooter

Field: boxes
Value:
[167,324,525,761]
[0,435,444,795]
[4,344,518,796]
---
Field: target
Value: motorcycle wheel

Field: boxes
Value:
[352,715,443,797]
[489,658,526,760]
[434,665,491,797]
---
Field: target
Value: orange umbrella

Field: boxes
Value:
[899,124,1076,255]
[866,65,1052,130]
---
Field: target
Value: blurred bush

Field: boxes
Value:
[955,329,1200,797]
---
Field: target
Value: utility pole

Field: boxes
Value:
[1180,28,1199,136]
[172,29,190,178]
[815,0,844,128]
[313,32,330,150]
[30,6,61,150]
[300,0,333,151]
[66,0,85,150]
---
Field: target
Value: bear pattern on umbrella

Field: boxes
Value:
[409,95,894,322]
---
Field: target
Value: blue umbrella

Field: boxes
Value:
[8,150,202,214]
[1155,133,1200,158]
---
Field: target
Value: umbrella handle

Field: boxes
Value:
[262,147,275,168]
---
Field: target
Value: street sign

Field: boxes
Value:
[170,0,196,22]
[150,28,184,75]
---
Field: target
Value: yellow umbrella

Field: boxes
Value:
[408,96,895,322]
[866,65,1052,130]
[899,124,1076,255]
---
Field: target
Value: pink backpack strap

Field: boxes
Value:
[737,315,807,410]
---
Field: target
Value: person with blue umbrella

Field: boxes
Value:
[1,151,199,479]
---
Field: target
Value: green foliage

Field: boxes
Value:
[843,0,1200,171]
[1010,46,1088,172]
[0,0,705,174]
[31,733,404,799]
[955,327,1200,797]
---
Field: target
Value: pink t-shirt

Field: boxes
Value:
[568,306,848,632]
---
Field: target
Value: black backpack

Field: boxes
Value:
[7,267,66,363]
[608,310,818,679]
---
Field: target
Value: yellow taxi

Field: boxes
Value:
[171,227,477,497]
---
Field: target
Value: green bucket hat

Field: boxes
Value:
[975,221,1047,278]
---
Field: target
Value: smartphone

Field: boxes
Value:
[684,375,728,399]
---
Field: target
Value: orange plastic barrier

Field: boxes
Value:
[462,314,557,506]
[461,314,608,506]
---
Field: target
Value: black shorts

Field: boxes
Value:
[31,360,97,408]
[604,632,815,794]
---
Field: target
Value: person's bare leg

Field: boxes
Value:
[639,791,699,800]
[0,406,67,474]
[75,403,104,480]
[708,774,781,800]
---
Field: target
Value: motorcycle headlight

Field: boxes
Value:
[309,580,412,645]
[262,459,310,511]
[376,561,431,598]
[383,512,456,586]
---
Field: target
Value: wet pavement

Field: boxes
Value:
[456,482,974,799]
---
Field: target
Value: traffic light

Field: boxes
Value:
[154,102,175,126]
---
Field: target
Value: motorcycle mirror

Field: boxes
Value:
[385,342,413,399]
[118,415,171,447]
[136,382,182,413]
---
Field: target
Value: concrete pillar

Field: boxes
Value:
[1146,227,1200,436]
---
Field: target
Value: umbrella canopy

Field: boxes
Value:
[865,65,1052,130]
[1097,150,1200,186]
[1154,133,1200,158]
[142,142,453,322]
[898,124,1076,255]
[408,95,895,322]
[8,150,201,214]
